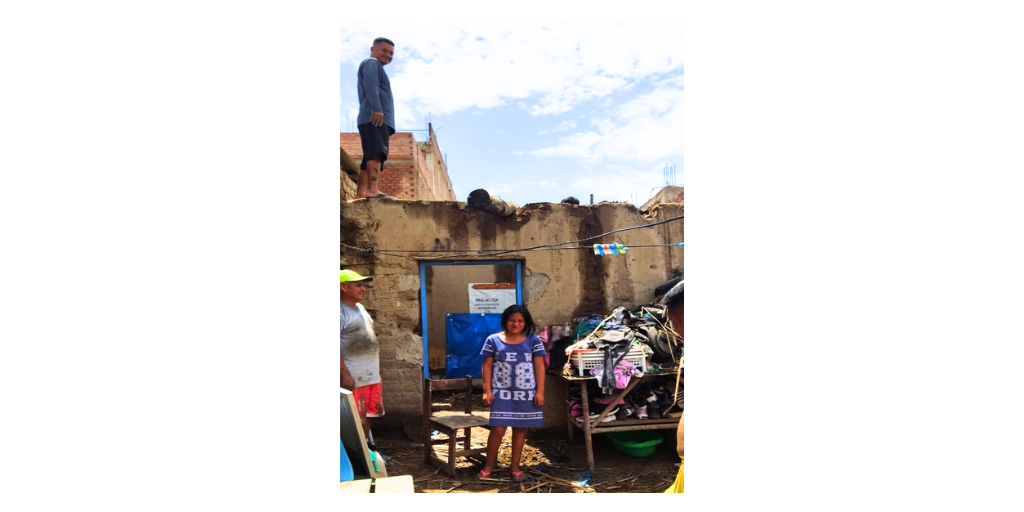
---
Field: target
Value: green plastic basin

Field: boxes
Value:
[606,431,665,457]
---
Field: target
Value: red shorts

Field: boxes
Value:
[353,382,385,418]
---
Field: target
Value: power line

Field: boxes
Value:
[367,244,679,254]
[341,215,683,260]
[340,242,683,261]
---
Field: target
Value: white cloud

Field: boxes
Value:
[527,82,684,163]
[571,164,676,203]
[489,183,515,196]
[654,75,685,88]
[341,104,359,131]
[341,20,684,127]
[529,131,603,158]
[537,119,576,135]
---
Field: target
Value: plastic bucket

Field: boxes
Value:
[606,431,664,457]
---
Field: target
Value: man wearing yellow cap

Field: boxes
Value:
[340,269,384,440]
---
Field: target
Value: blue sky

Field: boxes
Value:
[341,20,683,207]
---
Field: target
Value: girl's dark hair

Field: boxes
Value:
[501,304,536,337]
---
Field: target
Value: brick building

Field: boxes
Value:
[340,123,456,201]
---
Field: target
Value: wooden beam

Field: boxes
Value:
[340,147,360,177]
[588,423,680,434]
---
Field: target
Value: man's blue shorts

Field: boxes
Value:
[357,123,395,171]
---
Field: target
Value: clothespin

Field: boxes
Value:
[593,243,628,255]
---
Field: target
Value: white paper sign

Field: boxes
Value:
[468,284,517,314]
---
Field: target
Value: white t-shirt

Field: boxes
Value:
[340,302,380,387]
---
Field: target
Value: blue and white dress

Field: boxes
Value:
[481,333,547,428]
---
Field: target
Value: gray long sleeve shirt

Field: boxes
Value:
[356,58,395,130]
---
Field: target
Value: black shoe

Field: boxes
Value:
[659,392,674,408]
[653,385,675,407]
[647,398,662,419]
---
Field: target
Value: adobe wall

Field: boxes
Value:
[340,200,684,438]
[641,186,684,210]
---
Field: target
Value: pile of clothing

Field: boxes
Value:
[561,304,683,395]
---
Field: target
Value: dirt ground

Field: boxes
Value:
[371,391,682,493]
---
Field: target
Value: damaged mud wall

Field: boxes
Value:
[341,200,683,436]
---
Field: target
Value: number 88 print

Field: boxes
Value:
[492,361,512,388]
[514,362,535,390]
[492,361,536,390]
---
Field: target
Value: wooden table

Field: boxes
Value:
[562,369,681,472]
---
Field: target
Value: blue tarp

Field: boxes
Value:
[445,313,502,379]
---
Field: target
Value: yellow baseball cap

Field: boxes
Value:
[340,269,373,283]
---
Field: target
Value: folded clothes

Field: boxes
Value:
[614,360,632,388]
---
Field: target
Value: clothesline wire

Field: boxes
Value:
[339,243,681,261]
[341,214,683,260]
[368,244,679,254]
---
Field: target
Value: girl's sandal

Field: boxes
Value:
[510,470,528,482]
[475,470,492,481]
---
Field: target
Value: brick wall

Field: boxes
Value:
[383,161,418,199]
[340,128,455,201]
[339,133,363,161]
[418,125,456,201]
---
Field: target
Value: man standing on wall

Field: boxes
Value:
[661,280,684,493]
[340,269,384,444]
[355,37,396,199]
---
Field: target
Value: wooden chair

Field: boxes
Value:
[423,376,491,477]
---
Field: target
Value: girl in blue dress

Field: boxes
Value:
[476,305,546,482]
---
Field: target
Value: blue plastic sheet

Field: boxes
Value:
[340,440,353,481]
[445,313,502,379]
